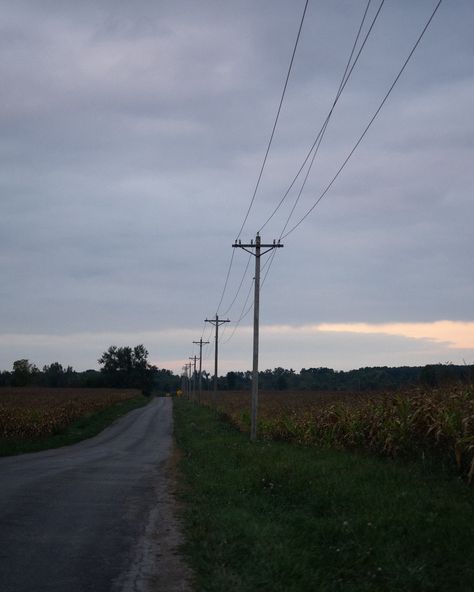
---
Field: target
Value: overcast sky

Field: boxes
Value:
[1,0,473,374]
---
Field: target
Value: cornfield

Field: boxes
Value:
[201,386,474,482]
[0,387,141,441]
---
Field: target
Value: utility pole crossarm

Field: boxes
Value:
[233,238,283,256]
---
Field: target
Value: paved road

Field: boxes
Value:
[0,397,189,592]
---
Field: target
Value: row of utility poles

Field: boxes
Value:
[182,233,283,441]
[182,315,229,404]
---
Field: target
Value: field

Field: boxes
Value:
[0,387,142,441]
[175,399,474,591]
[200,386,474,481]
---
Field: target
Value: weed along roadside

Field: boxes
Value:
[173,398,474,592]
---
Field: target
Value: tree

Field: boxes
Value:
[420,364,438,388]
[42,362,74,387]
[0,370,12,386]
[12,359,34,386]
[98,345,157,394]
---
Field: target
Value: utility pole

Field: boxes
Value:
[193,338,210,403]
[233,232,283,440]
[204,314,230,407]
[181,365,187,398]
[189,355,198,401]
[184,363,192,399]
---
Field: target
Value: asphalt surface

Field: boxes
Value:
[0,397,188,592]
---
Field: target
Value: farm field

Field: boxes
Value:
[200,386,474,481]
[0,387,144,453]
[175,399,474,592]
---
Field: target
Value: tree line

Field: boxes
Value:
[0,345,180,395]
[217,363,473,392]
[1,347,471,394]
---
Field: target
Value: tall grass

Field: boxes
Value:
[201,386,474,481]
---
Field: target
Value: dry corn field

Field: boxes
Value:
[0,387,141,441]
[201,386,474,481]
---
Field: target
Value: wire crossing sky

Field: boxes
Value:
[218,0,445,348]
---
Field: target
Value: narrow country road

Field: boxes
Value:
[0,397,191,592]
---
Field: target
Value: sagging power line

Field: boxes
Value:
[215,0,382,328]
[215,0,309,318]
[190,1,443,441]
[280,0,443,240]
[258,0,383,235]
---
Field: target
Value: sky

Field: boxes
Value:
[1,0,473,375]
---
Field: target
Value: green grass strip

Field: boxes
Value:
[0,395,149,456]
[174,399,474,592]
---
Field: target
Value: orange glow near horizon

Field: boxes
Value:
[316,320,474,349]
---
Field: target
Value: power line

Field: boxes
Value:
[256,0,441,294]
[206,0,443,359]
[222,252,252,316]
[256,0,441,298]
[221,277,255,345]
[214,0,310,320]
[219,1,377,343]
[221,247,277,346]
[281,0,443,240]
[258,0,382,234]
[236,0,310,241]
[215,249,235,315]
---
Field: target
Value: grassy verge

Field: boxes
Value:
[0,395,149,456]
[174,399,474,592]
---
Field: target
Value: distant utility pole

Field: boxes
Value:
[205,314,230,407]
[181,365,187,397]
[193,338,210,403]
[184,363,192,399]
[189,355,198,401]
[233,232,283,440]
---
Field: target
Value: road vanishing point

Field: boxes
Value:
[0,397,191,592]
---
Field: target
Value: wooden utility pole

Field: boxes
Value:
[193,338,209,403]
[233,233,283,440]
[189,355,198,401]
[184,363,192,399]
[181,365,187,397]
[205,314,230,407]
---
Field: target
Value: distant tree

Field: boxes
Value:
[226,371,238,390]
[153,368,179,394]
[98,345,157,394]
[0,371,12,386]
[420,365,438,388]
[12,359,35,386]
[42,362,75,387]
[74,369,105,388]
[201,371,211,391]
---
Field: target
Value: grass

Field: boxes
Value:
[199,387,474,481]
[0,394,149,456]
[174,399,474,592]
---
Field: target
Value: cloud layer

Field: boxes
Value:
[1,1,472,372]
